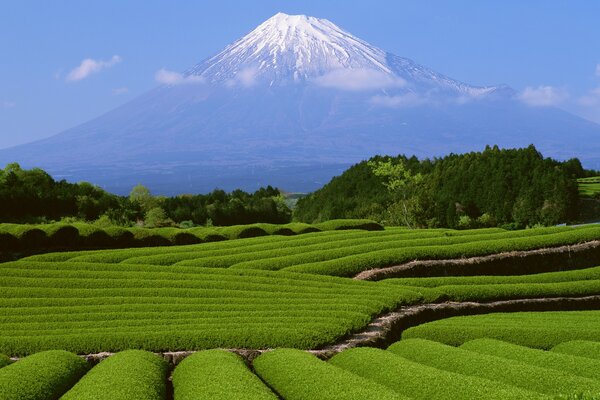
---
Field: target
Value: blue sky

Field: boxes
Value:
[1,0,599,149]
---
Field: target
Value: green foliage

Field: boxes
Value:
[62,350,167,400]
[143,207,173,228]
[0,259,418,355]
[401,311,600,349]
[172,350,276,400]
[552,340,600,360]
[129,184,157,213]
[330,347,543,399]
[368,158,425,228]
[0,354,11,369]
[283,225,600,276]
[0,163,131,222]
[388,338,600,396]
[461,339,600,381]
[295,146,582,227]
[578,177,600,198]
[0,219,380,255]
[0,164,291,226]
[0,350,88,400]
[253,349,405,400]
[385,263,600,302]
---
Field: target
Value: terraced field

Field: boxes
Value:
[3,223,600,398]
[579,176,600,197]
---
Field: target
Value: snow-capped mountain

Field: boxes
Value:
[1,13,598,194]
[189,13,502,95]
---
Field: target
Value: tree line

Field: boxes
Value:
[295,145,590,229]
[0,163,291,227]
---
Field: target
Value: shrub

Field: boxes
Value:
[253,349,405,400]
[330,347,543,400]
[0,350,88,400]
[173,350,276,400]
[388,339,600,396]
[62,350,168,400]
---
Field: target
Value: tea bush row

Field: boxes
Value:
[401,311,600,349]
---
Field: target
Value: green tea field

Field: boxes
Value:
[3,222,600,399]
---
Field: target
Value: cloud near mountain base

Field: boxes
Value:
[313,69,406,91]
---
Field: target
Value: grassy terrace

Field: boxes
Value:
[0,219,382,255]
[4,224,600,398]
[0,260,419,355]
[2,225,600,356]
[21,224,600,277]
[579,177,600,197]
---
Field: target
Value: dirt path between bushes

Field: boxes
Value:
[353,240,600,280]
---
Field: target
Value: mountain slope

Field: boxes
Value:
[1,13,599,194]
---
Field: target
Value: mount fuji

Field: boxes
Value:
[2,13,600,194]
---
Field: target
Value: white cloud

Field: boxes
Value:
[66,55,122,82]
[518,85,568,107]
[369,93,426,108]
[237,67,258,87]
[1,101,16,109]
[578,87,600,107]
[155,69,204,85]
[314,69,406,91]
[112,87,129,95]
[225,67,259,88]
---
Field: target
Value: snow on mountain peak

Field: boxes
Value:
[190,12,391,84]
[186,13,507,96]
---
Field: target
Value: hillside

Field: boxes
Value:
[295,145,582,228]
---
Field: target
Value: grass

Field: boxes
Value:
[61,350,168,400]
[172,350,277,400]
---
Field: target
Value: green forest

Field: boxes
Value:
[0,163,290,227]
[295,145,595,229]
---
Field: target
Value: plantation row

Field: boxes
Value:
[22,225,600,277]
[402,310,600,349]
[0,260,420,356]
[579,176,600,197]
[5,338,600,399]
[0,219,381,254]
[386,263,600,302]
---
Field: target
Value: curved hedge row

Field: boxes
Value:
[401,311,600,349]
[0,350,88,400]
[283,226,600,276]
[0,261,421,356]
[0,219,382,255]
[329,347,543,399]
[552,340,600,360]
[461,339,600,381]
[388,338,600,396]
[61,350,168,400]
[172,350,276,400]
[21,225,600,279]
[253,349,405,400]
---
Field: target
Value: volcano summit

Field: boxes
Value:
[2,13,599,194]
